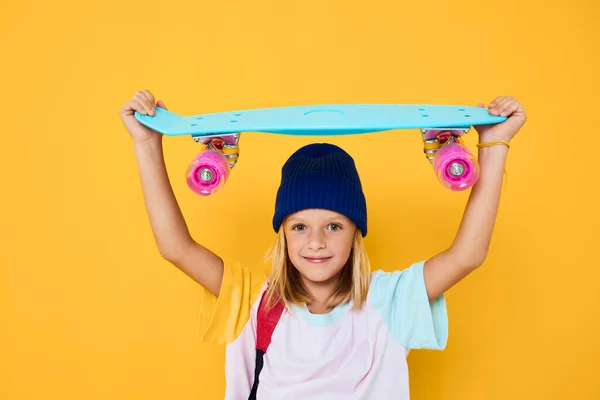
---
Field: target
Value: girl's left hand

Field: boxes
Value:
[473,96,527,143]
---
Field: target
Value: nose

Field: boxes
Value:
[307,229,326,251]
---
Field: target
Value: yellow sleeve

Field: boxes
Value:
[196,260,268,345]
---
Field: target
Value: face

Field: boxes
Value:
[283,208,356,286]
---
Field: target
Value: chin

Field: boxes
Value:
[296,260,343,283]
[302,271,339,283]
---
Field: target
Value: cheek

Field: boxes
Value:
[286,242,305,268]
[340,243,353,259]
[332,236,354,258]
[286,237,303,256]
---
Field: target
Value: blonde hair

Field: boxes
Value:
[263,224,371,311]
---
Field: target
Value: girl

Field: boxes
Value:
[119,91,527,399]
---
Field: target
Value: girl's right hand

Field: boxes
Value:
[119,90,168,144]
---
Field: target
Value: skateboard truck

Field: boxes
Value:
[187,133,241,194]
[192,133,241,167]
[420,127,478,188]
[421,128,468,161]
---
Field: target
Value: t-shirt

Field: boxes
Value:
[197,260,448,399]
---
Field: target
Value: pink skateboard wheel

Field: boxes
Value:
[186,149,230,196]
[433,142,479,191]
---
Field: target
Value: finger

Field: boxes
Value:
[141,90,155,105]
[498,99,517,116]
[476,102,485,108]
[119,102,134,117]
[141,90,157,115]
[133,91,149,105]
[130,99,150,115]
[488,96,508,115]
[488,96,502,108]
[134,92,154,115]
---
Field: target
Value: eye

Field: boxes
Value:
[328,223,341,231]
[292,224,306,231]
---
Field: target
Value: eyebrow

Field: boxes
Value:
[287,217,346,225]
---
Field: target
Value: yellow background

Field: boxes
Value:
[1,0,598,399]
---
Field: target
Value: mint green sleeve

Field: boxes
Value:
[369,261,448,350]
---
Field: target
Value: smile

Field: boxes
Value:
[302,256,333,264]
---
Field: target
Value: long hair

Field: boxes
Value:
[263,223,371,311]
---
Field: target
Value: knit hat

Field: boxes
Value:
[272,143,367,237]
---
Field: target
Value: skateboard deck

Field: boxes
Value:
[134,104,506,137]
[133,104,507,195]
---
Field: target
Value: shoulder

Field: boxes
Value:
[197,259,269,345]
[367,261,426,305]
[365,261,449,350]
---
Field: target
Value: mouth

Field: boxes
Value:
[302,256,333,264]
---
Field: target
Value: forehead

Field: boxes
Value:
[285,208,348,222]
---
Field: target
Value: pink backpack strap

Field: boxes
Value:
[248,290,284,400]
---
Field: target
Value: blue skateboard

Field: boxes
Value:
[134,104,506,195]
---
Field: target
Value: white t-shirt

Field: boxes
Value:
[197,260,448,399]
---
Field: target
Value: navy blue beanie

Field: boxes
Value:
[272,143,367,237]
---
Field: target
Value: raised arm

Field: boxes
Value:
[423,96,527,302]
[120,90,224,296]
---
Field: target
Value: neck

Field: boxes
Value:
[300,272,342,314]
